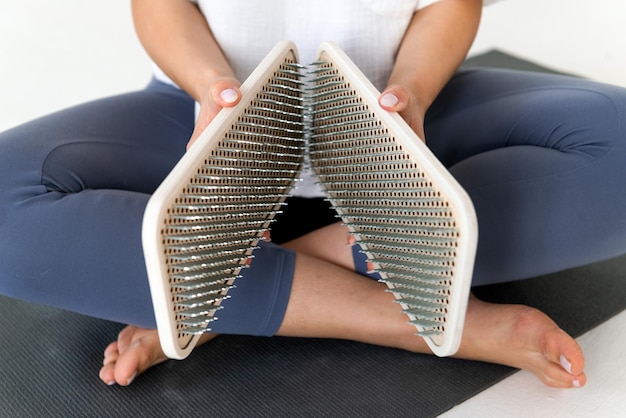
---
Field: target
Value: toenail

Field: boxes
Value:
[559,354,573,374]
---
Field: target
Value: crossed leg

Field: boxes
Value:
[100,222,585,388]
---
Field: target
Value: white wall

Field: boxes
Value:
[471,0,626,87]
[1,0,625,132]
[0,1,149,131]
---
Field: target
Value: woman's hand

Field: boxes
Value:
[378,85,426,143]
[380,0,482,145]
[131,0,242,149]
[187,77,242,150]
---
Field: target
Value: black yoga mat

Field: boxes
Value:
[1,51,624,417]
[1,255,624,417]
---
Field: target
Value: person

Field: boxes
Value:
[1,0,625,390]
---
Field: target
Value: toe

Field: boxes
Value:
[544,328,585,376]
[113,331,166,386]
[99,363,118,386]
[112,343,143,386]
[99,326,169,386]
[536,359,587,388]
[529,326,587,388]
[115,325,140,353]
[102,342,120,366]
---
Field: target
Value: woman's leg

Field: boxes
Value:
[6,70,605,388]
[103,69,623,388]
[252,69,626,388]
[0,79,298,337]
[425,68,626,285]
[102,221,585,388]
[0,80,193,326]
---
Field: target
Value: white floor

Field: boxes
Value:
[448,2,626,416]
[442,310,626,418]
[1,1,625,417]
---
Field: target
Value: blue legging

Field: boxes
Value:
[2,69,626,334]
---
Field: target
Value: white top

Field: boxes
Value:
[155,0,500,197]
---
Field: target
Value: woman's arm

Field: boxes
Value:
[379,0,483,141]
[131,0,241,147]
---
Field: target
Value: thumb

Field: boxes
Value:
[378,85,410,112]
[378,85,426,142]
[211,78,242,108]
[188,79,241,150]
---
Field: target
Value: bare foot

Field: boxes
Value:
[436,296,586,388]
[284,223,587,388]
[99,325,216,386]
[98,297,585,388]
[100,229,585,389]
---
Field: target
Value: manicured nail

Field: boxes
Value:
[559,354,573,374]
[380,92,399,107]
[220,88,238,103]
[127,371,137,385]
[573,379,581,387]
[107,380,116,386]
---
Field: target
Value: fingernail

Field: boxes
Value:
[573,379,581,387]
[380,92,399,107]
[559,354,573,374]
[220,88,238,103]
[107,380,117,386]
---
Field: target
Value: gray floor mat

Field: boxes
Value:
[2,254,624,417]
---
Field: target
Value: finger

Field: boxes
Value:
[378,85,410,112]
[219,88,239,105]
[211,78,242,108]
[187,80,241,151]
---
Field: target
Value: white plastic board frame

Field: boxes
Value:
[143,40,477,359]
[309,42,478,356]
[143,41,304,359]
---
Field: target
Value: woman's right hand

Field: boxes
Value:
[187,77,242,150]
[131,0,242,150]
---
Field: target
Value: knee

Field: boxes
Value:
[0,123,50,207]
[528,87,624,160]
[209,241,296,336]
[0,125,48,290]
